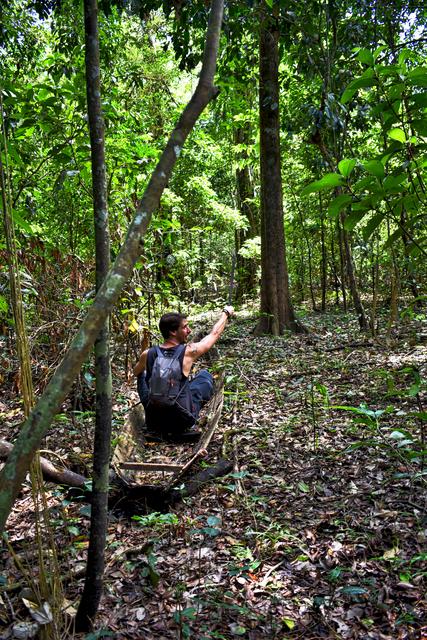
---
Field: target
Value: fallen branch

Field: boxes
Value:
[0,440,87,489]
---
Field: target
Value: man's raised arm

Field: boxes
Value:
[187,305,234,361]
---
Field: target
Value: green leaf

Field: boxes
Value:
[412,120,427,137]
[341,75,377,104]
[362,212,384,241]
[298,481,310,493]
[363,160,385,178]
[338,159,356,178]
[343,210,366,231]
[357,48,374,66]
[353,176,375,192]
[0,295,8,314]
[11,210,34,235]
[388,128,406,143]
[384,227,403,249]
[328,194,352,219]
[411,92,427,108]
[383,174,406,190]
[265,0,273,6]
[407,67,427,87]
[283,618,295,630]
[301,173,344,196]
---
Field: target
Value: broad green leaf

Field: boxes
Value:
[407,67,427,87]
[298,481,310,493]
[362,212,384,241]
[328,194,352,219]
[383,174,406,190]
[388,128,406,143]
[384,227,403,249]
[265,0,273,6]
[301,173,344,196]
[357,48,374,66]
[12,210,34,235]
[338,159,356,178]
[398,48,417,65]
[343,210,366,231]
[412,92,427,108]
[353,176,375,192]
[341,73,377,104]
[373,45,388,61]
[363,160,385,178]
[412,120,427,137]
[387,83,405,101]
[377,64,398,77]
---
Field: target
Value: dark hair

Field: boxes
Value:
[159,312,187,339]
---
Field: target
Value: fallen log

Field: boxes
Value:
[0,440,87,489]
[109,457,233,515]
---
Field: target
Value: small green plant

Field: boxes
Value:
[132,511,179,529]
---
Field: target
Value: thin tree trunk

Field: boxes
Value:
[337,218,348,312]
[329,226,340,306]
[340,212,368,331]
[234,125,258,299]
[371,237,379,337]
[255,1,304,335]
[75,0,112,630]
[320,211,327,312]
[0,0,225,536]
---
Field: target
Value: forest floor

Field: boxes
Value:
[0,305,426,639]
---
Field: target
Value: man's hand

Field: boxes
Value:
[223,305,234,318]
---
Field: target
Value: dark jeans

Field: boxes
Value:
[137,369,214,421]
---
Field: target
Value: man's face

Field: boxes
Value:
[174,319,191,343]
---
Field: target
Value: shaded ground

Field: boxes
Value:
[1,307,426,639]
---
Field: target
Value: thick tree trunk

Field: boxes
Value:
[0,0,225,536]
[255,2,304,335]
[75,0,112,631]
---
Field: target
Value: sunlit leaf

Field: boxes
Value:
[357,48,374,66]
[301,173,344,196]
[363,160,385,178]
[388,128,406,143]
[338,159,356,178]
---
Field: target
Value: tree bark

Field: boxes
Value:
[340,212,368,331]
[0,0,225,536]
[255,2,304,335]
[0,440,87,488]
[234,124,258,299]
[75,0,112,631]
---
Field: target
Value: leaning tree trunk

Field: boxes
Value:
[0,0,225,536]
[255,1,303,335]
[75,0,112,630]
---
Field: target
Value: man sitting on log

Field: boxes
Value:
[134,306,234,436]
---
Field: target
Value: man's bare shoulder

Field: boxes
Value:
[186,342,201,357]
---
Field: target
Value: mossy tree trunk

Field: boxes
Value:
[0,0,225,536]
